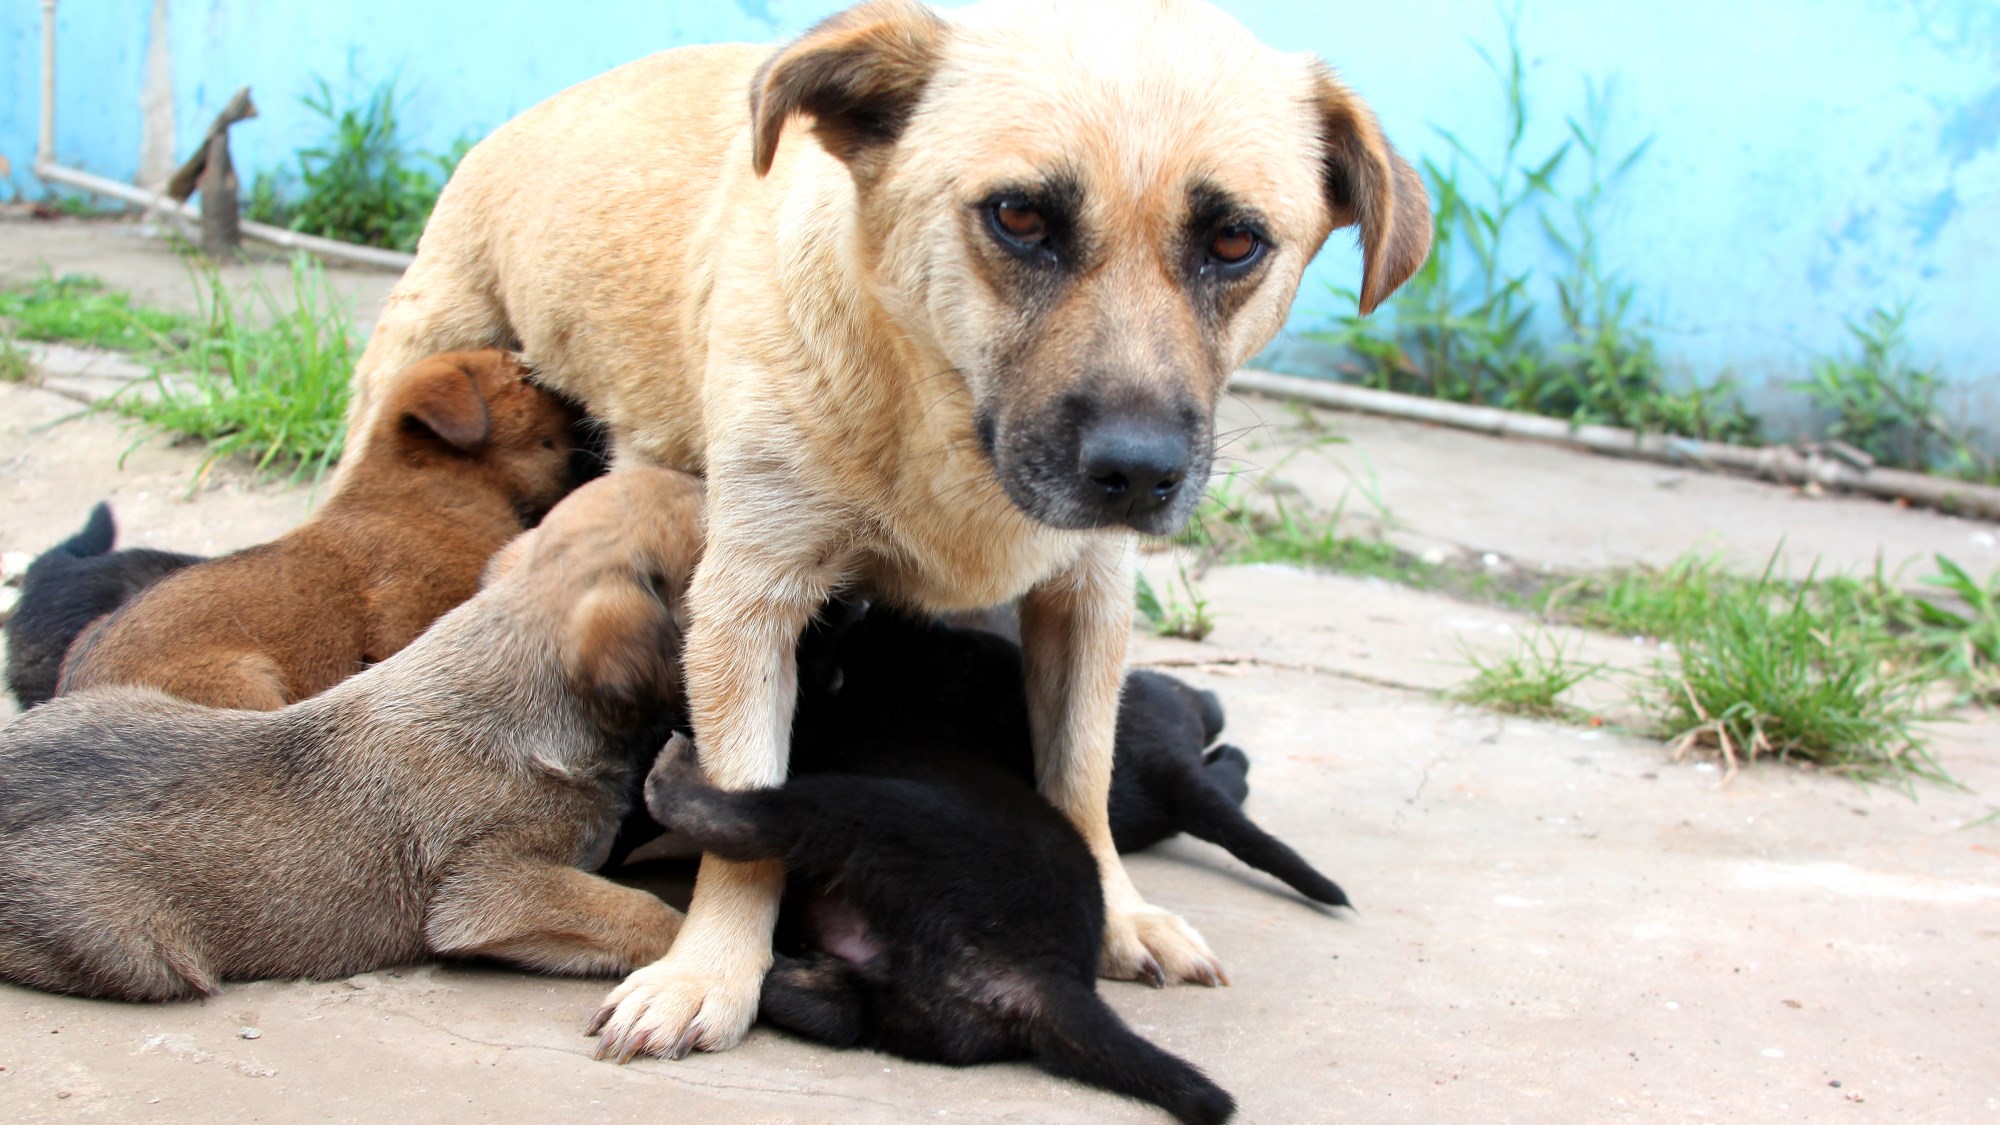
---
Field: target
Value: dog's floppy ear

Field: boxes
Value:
[1311,65,1433,315]
[750,0,947,179]
[395,360,493,452]
[561,579,682,714]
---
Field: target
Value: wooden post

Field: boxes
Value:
[165,86,257,260]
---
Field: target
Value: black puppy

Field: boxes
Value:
[4,504,201,710]
[642,733,1238,1125]
[797,607,1347,909]
[626,609,1350,1123]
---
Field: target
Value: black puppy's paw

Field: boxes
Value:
[1201,744,1252,805]
[642,733,707,822]
[1193,687,1226,745]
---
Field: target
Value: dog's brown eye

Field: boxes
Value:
[1209,227,1260,265]
[994,200,1047,242]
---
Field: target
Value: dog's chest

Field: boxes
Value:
[858,505,1092,612]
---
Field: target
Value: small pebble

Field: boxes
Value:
[238,1026,262,1040]
[1829,1080,1842,1088]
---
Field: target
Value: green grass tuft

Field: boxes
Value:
[1643,563,1942,787]
[1559,555,1748,640]
[1136,564,1216,642]
[248,77,472,253]
[1455,629,1601,721]
[102,256,357,485]
[0,337,30,383]
[1179,478,1436,583]
[1907,554,2000,703]
[0,274,191,352]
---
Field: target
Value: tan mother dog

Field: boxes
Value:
[345,0,1428,1060]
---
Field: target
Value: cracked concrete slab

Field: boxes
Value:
[2,224,1997,1121]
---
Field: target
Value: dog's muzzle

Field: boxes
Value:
[1077,416,1189,526]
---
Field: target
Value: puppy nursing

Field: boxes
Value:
[644,732,1238,1125]
[622,608,1347,1121]
[0,468,698,1000]
[54,349,577,710]
[349,0,1428,1057]
[791,607,1350,911]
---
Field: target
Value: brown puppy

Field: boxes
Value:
[0,468,700,1000]
[60,350,578,710]
[343,0,1429,1059]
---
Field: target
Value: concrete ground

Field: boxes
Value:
[2,220,1997,1123]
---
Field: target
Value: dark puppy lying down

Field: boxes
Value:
[626,609,1347,1123]
[0,468,700,1000]
[794,607,1347,912]
[3,504,201,710]
[642,733,1238,1125]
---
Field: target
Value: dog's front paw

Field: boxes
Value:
[586,953,762,1062]
[1101,905,1228,988]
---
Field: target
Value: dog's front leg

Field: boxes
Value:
[1021,539,1227,987]
[426,859,683,977]
[588,513,836,1061]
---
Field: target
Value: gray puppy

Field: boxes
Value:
[0,468,700,1001]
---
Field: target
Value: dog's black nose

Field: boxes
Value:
[1079,418,1188,519]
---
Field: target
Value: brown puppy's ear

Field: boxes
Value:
[1311,65,1433,315]
[561,580,682,714]
[749,0,948,179]
[395,360,493,453]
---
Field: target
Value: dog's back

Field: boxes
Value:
[2,504,201,710]
[0,688,431,999]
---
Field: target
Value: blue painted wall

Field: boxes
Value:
[3,1,1996,423]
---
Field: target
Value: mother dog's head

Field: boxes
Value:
[751,0,1429,536]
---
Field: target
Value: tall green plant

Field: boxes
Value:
[1319,9,1566,409]
[1314,6,1757,444]
[1794,303,1995,479]
[111,254,358,484]
[249,78,468,253]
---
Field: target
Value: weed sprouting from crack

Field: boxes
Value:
[1453,629,1603,721]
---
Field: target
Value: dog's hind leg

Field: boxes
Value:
[0,911,220,1001]
[1023,976,1236,1125]
[154,653,292,711]
[1165,755,1349,908]
[1201,743,1251,806]
[426,860,683,976]
[758,953,869,1047]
